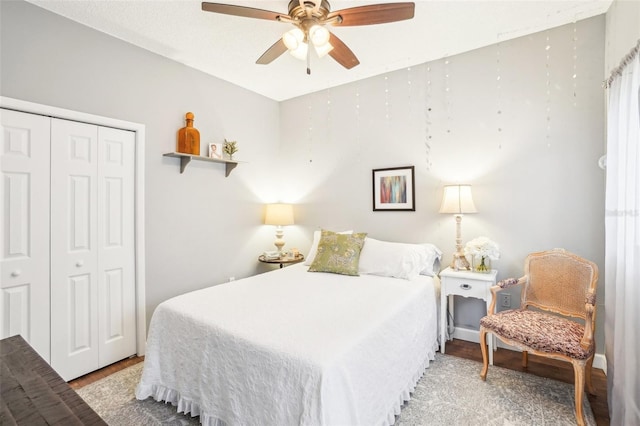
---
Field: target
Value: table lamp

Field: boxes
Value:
[439,185,477,270]
[264,203,294,253]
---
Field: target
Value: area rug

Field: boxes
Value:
[77,354,595,425]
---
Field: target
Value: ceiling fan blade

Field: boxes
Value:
[256,39,288,65]
[202,2,283,21]
[328,32,360,69]
[327,2,415,26]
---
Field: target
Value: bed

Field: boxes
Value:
[136,234,441,426]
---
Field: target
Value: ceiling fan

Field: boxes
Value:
[201,1,415,74]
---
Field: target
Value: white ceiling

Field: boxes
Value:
[26,0,612,101]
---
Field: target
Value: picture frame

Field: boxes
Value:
[372,166,415,211]
[208,143,223,159]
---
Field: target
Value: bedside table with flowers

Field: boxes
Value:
[440,236,500,365]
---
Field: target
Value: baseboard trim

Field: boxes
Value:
[452,327,607,373]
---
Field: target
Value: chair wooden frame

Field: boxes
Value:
[479,248,598,426]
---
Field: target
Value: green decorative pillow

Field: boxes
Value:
[308,230,368,276]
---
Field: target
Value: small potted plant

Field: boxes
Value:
[464,236,500,273]
[223,139,238,160]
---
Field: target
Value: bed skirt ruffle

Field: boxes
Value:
[136,340,438,426]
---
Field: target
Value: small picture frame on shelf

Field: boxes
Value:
[208,143,222,159]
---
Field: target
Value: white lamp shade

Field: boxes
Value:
[264,203,294,226]
[439,185,477,214]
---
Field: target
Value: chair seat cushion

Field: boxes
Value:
[480,310,594,360]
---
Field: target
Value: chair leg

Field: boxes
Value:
[572,361,587,426]
[522,350,528,368]
[479,327,489,380]
[585,355,596,395]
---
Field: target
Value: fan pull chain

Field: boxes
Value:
[307,42,311,75]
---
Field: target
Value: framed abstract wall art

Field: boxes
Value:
[372,166,415,211]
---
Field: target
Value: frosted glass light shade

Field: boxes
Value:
[283,28,304,50]
[289,42,308,60]
[264,203,294,226]
[314,42,334,58]
[439,185,477,214]
[309,25,330,46]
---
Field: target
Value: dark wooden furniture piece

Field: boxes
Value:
[258,254,304,268]
[0,335,106,425]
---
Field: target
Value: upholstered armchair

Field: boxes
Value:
[479,248,598,426]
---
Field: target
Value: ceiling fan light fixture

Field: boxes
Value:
[309,24,330,46]
[314,42,333,58]
[282,27,305,50]
[289,41,309,60]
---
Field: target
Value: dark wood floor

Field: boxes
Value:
[69,339,609,425]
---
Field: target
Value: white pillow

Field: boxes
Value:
[419,243,443,277]
[304,229,353,265]
[358,238,429,280]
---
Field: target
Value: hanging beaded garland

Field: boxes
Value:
[384,74,391,122]
[407,66,412,101]
[307,103,313,163]
[326,88,332,145]
[444,57,451,135]
[545,31,552,148]
[355,81,361,163]
[572,21,578,107]
[424,63,433,170]
[496,38,503,149]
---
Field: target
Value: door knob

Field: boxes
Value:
[76,260,84,267]
[11,270,21,277]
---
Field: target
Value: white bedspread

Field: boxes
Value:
[136,264,439,426]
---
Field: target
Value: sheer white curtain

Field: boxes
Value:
[604,41,640,425]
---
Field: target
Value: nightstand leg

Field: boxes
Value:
[448,295,454,340]
[440,293,447,353]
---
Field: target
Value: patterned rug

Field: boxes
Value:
[77,353,595,425]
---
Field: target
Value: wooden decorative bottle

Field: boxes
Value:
[177,112,200,155]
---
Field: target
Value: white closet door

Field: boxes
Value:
[50,118,99,381]
[0,109,51,361]
[97,126,136,366]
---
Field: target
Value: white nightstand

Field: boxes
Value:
[439,266,498,365]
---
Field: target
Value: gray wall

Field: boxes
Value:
[278,16,606,350]
[1,0,283,327]
[605,0,640,74]
[1,1,608,355]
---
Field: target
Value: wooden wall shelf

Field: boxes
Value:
[163,152,241,177]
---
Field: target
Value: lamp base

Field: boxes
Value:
[450,252,471,271]
[274,226,285,254]
[274,239,285,253]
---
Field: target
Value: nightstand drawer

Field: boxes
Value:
[443,279,489,299]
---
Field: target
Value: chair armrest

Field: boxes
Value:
[580,290,597,349]
[487,276,526,315]
[497,277,524,289]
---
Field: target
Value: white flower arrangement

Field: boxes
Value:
[464,237,500,272]
[464,236,500,261]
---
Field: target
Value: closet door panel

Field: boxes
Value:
[98,127,136,366]
[0,109,51,361]
[50,118,99,381]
